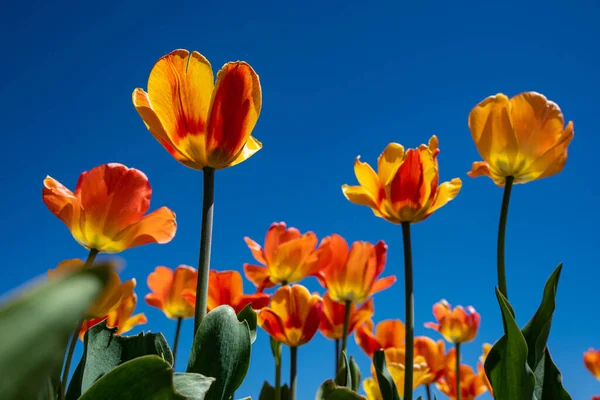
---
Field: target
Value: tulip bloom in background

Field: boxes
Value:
[182,270,270,313]
[414,336,447,397]
[244,222,328,290]
[437,348,487,400]
[343,136,461,400]
[426,300,481,400]
[467,92,574,300]
[146,265,197,363]
[355,319,405,358]
[585,348,600,380]
[319,293,374,373]
[258,285,323,400]
[133,49,263,338]
[477,343,493,395]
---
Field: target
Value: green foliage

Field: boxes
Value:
[0,266,110,400]
[79,355,213,399]
[372,350,400,400]
[237,304,258,344]
[187,305,252,400]
[333,352,361,393]
[67,320,174,399]
[258,381,289,400]
[315,379,365,400]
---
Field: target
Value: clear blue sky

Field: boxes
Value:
[1,0,598,398]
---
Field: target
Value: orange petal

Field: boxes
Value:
[235,293,271,313]
[118,313,148,335]
[208,270,243,312]
[427,178,462,216]
[181,289,196,307]
[348,298,375,334]
[271,232,319,284]
[206,62,262,168]
[263,222,301,264]
[377,143,405,186]
[227,135,263,168]
[42,176,81,233]
[341,184,379,210]
[355,320,379,357]
[243,264,273,290]
[244,236,267,265]
[354,157,381,201]
[257,308,288,344]
[369,275,396,297]
[521,121,574,182]
[146,266,174,305]
[88,271,123,318]
[109,206,177,253]
[375,320,405,349]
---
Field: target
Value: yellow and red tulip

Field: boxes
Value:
[414,336,446,384]
[355,319,405,357]
[437,348,487,400]
[318,234,395,304]
[477,343,493,395]
[342,136,461,224]
[319,293,374,340]
[425,300,480,344]
[133,49,262,170]
[468,91,574,186]
[244,222,328,290]
[43,163,176,253]
[182,270,270,314]
[145,266,197,319]
[584,348,600,380]
[257,285,323,347]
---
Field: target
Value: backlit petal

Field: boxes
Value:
[244,236,267,265]
[226,135,263,168]
[234,293,271,314]
[427,178,462,216]
[363,377,383,400]
[257,309,288,344]
[377,142,405,185]
[208,270,243,312]
[109,206,176,253]
[341,185,378,209]
[355,320,380,357]
[354,157,381,200]
[43,176,81,233]
[375,320,405,349]
[243,264,273,290]
[368,275,396,297]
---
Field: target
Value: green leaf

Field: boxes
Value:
[258,381,289,400]
[348,356,361,392]
[67,320,174,399]
[522,264,563,370]
[187,305,252,400]
[0,266,110,400]
[334,351,352,388]
[237,304,258,344]
[532,348,571,400]
[315,379,365,400]
[484,288,535,400]
[79,355,213,399]
[372,350,400,400]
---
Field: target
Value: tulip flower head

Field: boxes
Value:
[468,91,574,186]
[43,163,177,253]
[342,136,461,224]
[317,234,395,305]
[133,49,262,170]
[319,293,374,340]
[48,259,123,319]
[182,270,270,314]
[438,348,487,400]
[585,348,600,380]
[425,300,480,344]
[244,222,328,290]
[355,319,405,357]
[146,266,197,319]
[414,336,446,384]
[477,343,493,395]
[257,285,323,347]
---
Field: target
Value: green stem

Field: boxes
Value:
[401,222,414,400]
[497,175,514,299]
[271,337,282,400]
[338,300,352,371]
[426,384,432,400]
[335,338,340,374]
[455,343,461,400]
[290,346,298,400]
[194,167,215,336]
[172,317,183,367]
[60,248,98,400]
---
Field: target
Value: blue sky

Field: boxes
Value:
[1,0,599,398]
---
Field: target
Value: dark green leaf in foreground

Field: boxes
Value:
[372,350,400,400]
[237,304,258,344]
[315,379,365,400]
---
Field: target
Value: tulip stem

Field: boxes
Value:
[59,248,98,400]
[401,222,414,400]
[194,167,215,337]
[338,300,352,372]
[335,339,340,374]
[272,338,282,400]
[426,384,432,400]
[497,175,514,300]
[172,317,182,367]
[455,343,461,400]
[290,346,298,400]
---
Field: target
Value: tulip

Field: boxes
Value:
[320,294,373,340]
[355,319,405,357]
[477,343,493,395]
[585,348,600,380]
[425,300,480,344]
[414,336,446,385]
[437,348,487,400]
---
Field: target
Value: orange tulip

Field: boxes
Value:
[585,348,600,380]
[317,234,395,304]
[342,136,461,224]
[319,293,374,340]
[425,300,480,344]
[438,349,487,400]
[79,279,147,340]
[43,163,176,253]
[468,91,574,186]
[244,222,328,290]
[593,397,600,400]
[477,343,493,395]
[146,266,197,319]
[414,336,446,384]
[133,49,262,170]
[257,285,323,347]
[182,270,270,314]
[355,319,405,357]
[48,259,123,319]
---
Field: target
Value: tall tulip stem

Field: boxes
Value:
[194,167,215,336]
[335,339,340,374]
[426,384,432,400]
[401,222,414,400]
[290,346,298,400]
[60,248,98,400]
[271,337,282,400]
[497,176,514,300]
[455,343,461,400]
[172,317,183,366]
[338,300,352,371]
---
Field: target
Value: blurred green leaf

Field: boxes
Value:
[372,350,400,400]
[315,379,365,400]
[348,356,361,392]
[237,305,257,344]
[484,288,535,400]
[67,320,173,399]
[532,347,571,400]
[334,351,351,388]
[187,305,251,400]
[0,266,110,400]
[258,381,289,400]
[79,355,213,399]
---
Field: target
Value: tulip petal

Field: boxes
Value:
[427,178,462,215]
[272,232,318,283]
[341,185,378,209]
[355,321,380,357]
[146,266,174,303]
[363,377,383,400]
[258,309,287,344]
[235,293,271,313]
[377,142,405,186]
[206,62,262,167]
[520,121,574,182]
[369,275,396,298]
[263,222,301,264]
[467,161,494,180]
[109,206,176,253]
[375,320,405,349]
[244,236,267,265]
[208,270,243,312]
[227,135,263,168]
[43,176,81,232]
[354,157,381,200]
[243,264,273,290]
[118,313,148,335]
